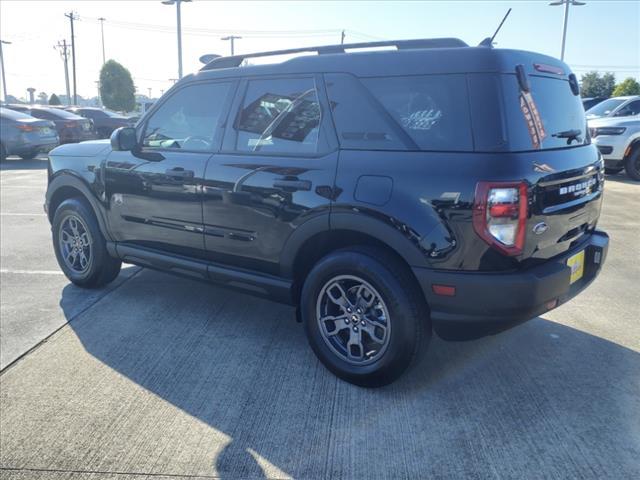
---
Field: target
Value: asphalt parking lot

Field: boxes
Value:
[0,155,639,480]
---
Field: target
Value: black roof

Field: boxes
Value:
[188,38,569,84]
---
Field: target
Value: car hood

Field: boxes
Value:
[49,139,111,157]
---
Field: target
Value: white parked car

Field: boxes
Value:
[585,95,640,120]
[589,116,640,180]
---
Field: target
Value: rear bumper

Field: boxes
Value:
[412,230,609,340]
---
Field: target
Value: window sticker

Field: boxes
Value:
[519,91,547,149]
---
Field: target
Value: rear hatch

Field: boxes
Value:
[471,67,603,264]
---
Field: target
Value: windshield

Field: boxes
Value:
[585,98,626,117]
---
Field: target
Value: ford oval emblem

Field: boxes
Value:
[533,222,549,235]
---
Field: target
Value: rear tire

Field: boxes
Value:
[52,197,121,288]
[624,148,640,181]
[301,246,430,387]
[18,151,38,160]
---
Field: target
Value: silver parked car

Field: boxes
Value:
[0,107,60,160]
[589,115,640,180]
[585,95,640,120]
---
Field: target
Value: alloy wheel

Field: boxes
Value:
[316,275,391,365]
[58,214,93,274]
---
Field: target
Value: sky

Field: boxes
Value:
[0,0,638,101]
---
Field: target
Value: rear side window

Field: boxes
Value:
[363,75,473,152]
[233,77,322,154]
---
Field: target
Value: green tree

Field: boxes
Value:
[580,71,616,98]
[612,77,640,97]
[99,60,136,112]
[48,93,61,105]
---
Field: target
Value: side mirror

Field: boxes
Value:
[110,127,138,151]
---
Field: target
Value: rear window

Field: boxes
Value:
[31,108,82,120]
[501,75,588,151]
[0,107,32,120]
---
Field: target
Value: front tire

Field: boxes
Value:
[624,148,640,181]
[52,198,121,288]
[301,246,430,387]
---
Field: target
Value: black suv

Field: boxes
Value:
[45,38,609,386]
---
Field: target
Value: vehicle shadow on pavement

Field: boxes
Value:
[58,268,639,479]
[0,157,48,171]
[605,173,639,186]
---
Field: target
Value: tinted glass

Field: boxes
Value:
[31,108,82,119]
[501,74,587,151]
[0,107,33,120]
[143,82,231,151]
[234,77,321,154]
[585,98,625,117]
[325,73,407,151]
[363,75,473,151]
[614,100,640,117]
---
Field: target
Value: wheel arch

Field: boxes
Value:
[282,212,431,304]
[624,136,640,159]
[47,173,112,241]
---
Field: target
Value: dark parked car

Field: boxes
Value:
[45,38,608,386]
[6,105,96,144]
[582,96,607,111]
[0,107,59,160]
[66,107,133,139]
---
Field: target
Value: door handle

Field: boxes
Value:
[273,177,311,191]
[165,167,194,179]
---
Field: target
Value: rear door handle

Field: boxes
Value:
[273,178,311,191]
[165,167,194,179]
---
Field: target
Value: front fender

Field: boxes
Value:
[45,173,113,241]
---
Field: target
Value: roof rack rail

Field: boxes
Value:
[200,37,468,71]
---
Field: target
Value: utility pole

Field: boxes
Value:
[95,81,101,106]
[65,11,79,105]
[549,0,586,61]
[341,30,346,45]
[221,35,242,56]
[162,0,192,79]
[98,17,106,64]
[147,87,152,99]
[0,39,11,102]
[55,40,71,105]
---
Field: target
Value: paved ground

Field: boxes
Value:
[1,155,639,479]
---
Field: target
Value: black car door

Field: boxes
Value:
[104,80,236,259]
[202,75,339,274]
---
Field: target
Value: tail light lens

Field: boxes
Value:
[473,181,528,256]
[64,121,77,128]
[15,124,35,132]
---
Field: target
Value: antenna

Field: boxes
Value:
[479,8,512,47]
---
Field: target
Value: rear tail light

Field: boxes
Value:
[64,121,77,128]
[473,181,528,256]
[15,124,35,132]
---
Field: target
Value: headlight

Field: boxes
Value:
[591,127,626,137]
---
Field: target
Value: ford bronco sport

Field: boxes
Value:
[45,38,609,386]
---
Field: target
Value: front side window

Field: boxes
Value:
[614,100,640,117]
[234,77,321,154]
[585,98,626,118]
[143,82,232,151]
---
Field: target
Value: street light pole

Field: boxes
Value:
[98,17,106,64]
[162,0,192,79]
[0,40,11,102]
[221,35,242,56]
[549,0,586,61]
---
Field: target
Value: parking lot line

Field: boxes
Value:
[0,269,63,275]
[0,213,47,216]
